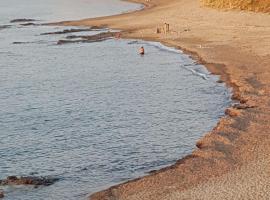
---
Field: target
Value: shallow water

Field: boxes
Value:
[0,1,231,199]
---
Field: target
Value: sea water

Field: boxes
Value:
[0,0,231,199]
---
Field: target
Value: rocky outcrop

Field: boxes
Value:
[0,176,59,187]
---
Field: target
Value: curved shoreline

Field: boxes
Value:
[55,0,270,199]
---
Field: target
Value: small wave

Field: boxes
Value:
[181,64,208,80]
[146,41,182,54]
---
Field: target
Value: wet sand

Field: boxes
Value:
[56,0,270,199]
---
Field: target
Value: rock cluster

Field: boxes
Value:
[0,176,59,187]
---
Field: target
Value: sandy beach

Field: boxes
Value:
[56,0,270,199]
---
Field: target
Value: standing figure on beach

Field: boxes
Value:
[139,46,145,55]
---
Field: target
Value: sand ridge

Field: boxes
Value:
[56,0,270,199]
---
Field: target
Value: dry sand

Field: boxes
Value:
[56,0,270,199]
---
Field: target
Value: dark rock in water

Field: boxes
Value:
[20,22,37,26]
[0,25,11,30]
[68,31,116,40]
[64,35,78,39]
[7,176,17,181]
[57,38,107,45]
[12,41,31,44]
[0,191,4,198]
[57,39,77,45]
[10,18,36,23]
[57,39,106,45]
[57,31,117,45]
[0,176,59,186]
[41,28,93,35]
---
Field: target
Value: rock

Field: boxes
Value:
[40,28,93,35]
[0,191,4,198]
[67,31,116,40]
[233,103,256,110]
[10,18,36,23]
[0,25,11,30]
[7,176,18,181]
[196,140,203,149]
[0,176,59,186]
[20,23,37,26]
[12,42,31,45]
[57,31,116,45]
[225,108,240,117]
[57,40,71,45]
[231,92,248,104]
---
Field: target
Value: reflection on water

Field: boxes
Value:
[0,0,143,23]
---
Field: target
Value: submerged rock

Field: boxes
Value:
[57,39,79,45]
[0,176,59,186]
[57,38,107,45]
[10,18,36,23]
[56,31,117,45]
[12,41,32,45]
[68,31,116,40]
[40,28,94,35]
[0,191,4,198]
[0,25,11,30]
[20,22,38,26]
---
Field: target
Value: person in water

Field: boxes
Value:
[139,46,145,55]
[115,32,121,39]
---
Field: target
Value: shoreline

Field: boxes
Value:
[55,0,270,199]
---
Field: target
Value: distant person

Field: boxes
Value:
[139,46,145,55]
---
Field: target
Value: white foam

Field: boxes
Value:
[181,64,209,80]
